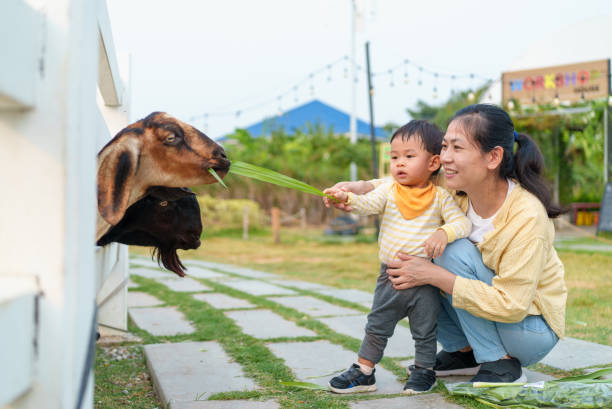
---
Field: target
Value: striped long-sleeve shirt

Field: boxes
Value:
[347,182,471,263]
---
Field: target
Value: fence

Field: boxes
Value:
[0,0,129,408]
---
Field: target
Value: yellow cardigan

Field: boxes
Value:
[452,185,567,338]
[370,178,567,338]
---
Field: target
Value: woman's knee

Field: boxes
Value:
[497,316,559,366]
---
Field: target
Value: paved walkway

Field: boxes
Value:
[127,256,612,408]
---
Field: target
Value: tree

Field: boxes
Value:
[195,123,379,223]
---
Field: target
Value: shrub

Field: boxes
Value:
[197,195,265,228]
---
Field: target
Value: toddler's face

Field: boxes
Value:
[390,136,438,187]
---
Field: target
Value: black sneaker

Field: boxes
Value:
[434,350,480,376]
[328,363,376,394]
[470,357,527,383]
[403,366,436,394]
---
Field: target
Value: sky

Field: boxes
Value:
[106,0,611,139]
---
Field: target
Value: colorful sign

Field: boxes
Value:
[502,59,610,106]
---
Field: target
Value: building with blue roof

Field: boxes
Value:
[220,99,387,141]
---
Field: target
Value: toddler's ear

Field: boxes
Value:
[429,155,441,172]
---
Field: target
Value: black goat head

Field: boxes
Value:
[96,186,202,276]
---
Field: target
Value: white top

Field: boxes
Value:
[467,179,517,244]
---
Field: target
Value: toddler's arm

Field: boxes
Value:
[423,188,471,258]
[437,187,472,242]
[346,182,391,216]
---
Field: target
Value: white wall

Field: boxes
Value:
[0,0,129,407]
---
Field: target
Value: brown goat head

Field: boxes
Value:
[97,112,229,230]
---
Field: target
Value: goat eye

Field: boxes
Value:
[164,132,181,145]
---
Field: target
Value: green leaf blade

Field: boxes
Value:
[208,168,228,189]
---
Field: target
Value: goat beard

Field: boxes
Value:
[152,247,186,277]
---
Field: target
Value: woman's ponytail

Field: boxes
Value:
[513,133,564,218]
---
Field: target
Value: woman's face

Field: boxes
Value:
[440,121,490,193]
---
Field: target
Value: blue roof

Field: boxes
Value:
[221,99,387,141]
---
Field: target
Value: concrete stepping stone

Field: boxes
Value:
[228,268,277,279]
[184,259,231,270]
[268,279,334,291]
[319,315,415,358]
[269,296,361,317]
[540,337,612,370]
[173,401,279,409]
[221,280,297,296]
[185,266,228,279]
[130,257,161,268]
[128,292,163,308]
[267,340,403,394]
[129,306,195,336]
[144,341,257,404]
[157,276,211,292]
[224,310,316,339]
[317,288,374,306]
[193,293,255,309]
[130,267,169,279]
[349,394,464,408]
[184,259,277,279]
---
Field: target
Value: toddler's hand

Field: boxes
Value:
[325,188,349,205]
[423,229,448,259]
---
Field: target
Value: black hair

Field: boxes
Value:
[390,120,444,174]
[449,104,564,218]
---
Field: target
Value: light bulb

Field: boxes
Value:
[468,92,475,101]
[553,96,560,107]
[507,100,515,110]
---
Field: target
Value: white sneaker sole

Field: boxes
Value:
[434,366,481,377]
[328,383,377,394]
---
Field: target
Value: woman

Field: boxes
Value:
[326,104,567,383]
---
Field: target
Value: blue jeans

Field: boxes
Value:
[433,239,559,366]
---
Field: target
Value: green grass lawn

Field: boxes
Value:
[102,226,611,409]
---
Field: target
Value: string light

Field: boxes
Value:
[553,92,560,107]
[189,55,495,131]
[433,73,439,99]
[507,100,515,110]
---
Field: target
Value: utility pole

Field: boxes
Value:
[365,41,377,179]
[365,41,380,236]
[349,0,358,181]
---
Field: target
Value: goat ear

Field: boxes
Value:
[97,137,142,226]
[146,186,195,201]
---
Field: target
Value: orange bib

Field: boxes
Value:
[393,182,436,220]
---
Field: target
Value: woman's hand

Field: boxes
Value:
[387,252,456,294]
[322,180,375,210]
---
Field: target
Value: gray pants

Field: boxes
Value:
[358,263,440,368]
